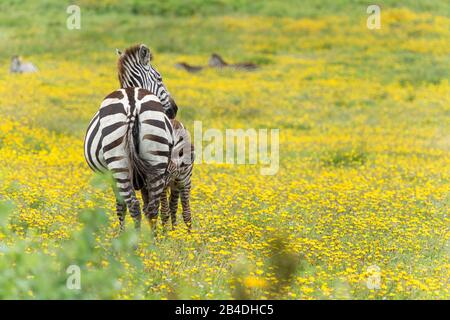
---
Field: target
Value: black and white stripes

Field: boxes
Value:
[117,44,178,119]
[83,43,193,232]
[84,88,174,230]
[160,120,194,230]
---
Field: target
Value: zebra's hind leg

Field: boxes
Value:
[169,188,180,229]
[141,185,158,234]
[180,186,192,231]
[115,197,127,233]
[113,176,142,231]
[112,184,128,233]
[126,195,142,231]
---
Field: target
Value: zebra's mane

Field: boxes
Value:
[117,44,153,88]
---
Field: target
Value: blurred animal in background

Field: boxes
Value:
[175,53,258,73]
[10,55,38,73]
[175,62,204,73]
[208,53,258,70]
[207,53,228,68]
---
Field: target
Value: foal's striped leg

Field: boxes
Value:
[160,187,171,227]
[169,188,180,228]
[180,185,192,230]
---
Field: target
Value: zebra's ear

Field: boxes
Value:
[116,48,123,56]
[139,44,151,65]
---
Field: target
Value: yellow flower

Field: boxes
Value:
[244,276,267,289]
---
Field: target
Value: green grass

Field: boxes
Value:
[1,0,448,101]
[1,0,449,58]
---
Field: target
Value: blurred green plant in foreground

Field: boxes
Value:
[0,183,310,299]
[0,191,145,299]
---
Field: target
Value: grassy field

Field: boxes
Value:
[0,0,449,299]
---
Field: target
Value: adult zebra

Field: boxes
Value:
[84,44,177,231]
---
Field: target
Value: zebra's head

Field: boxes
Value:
[10,56,21,72]
[116,44,178,119]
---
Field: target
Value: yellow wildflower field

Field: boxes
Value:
[0,5,448,299]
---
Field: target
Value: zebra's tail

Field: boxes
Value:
[125,113,153,190]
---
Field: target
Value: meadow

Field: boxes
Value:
[0,0,449,299]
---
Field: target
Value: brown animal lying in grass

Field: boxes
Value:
[208,53,258,70]
[176,53,258,73]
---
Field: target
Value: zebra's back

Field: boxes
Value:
[84,87,173,178]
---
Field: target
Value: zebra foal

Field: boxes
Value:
[160,120,194,230]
